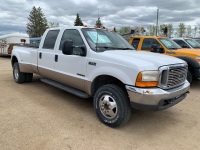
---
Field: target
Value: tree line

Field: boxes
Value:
[27,7,103,37]
[146,23,199,38]
[118,23,200,38]
[27,6,200,38]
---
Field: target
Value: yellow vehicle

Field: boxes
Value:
[129,36,200,83]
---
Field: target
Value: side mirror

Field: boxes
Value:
[71,45,87,56]
[62,40,73,55]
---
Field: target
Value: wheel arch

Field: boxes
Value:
[90,75,128,97]
[176,56,199,78]
[11,55,18,67]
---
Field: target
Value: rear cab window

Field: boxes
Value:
[43,30,60,50]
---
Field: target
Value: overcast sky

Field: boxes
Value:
[0,0,200,35]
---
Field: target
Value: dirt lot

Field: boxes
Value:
[0,56,200,150]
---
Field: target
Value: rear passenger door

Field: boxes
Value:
[38,30,60,80]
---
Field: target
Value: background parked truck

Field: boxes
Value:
[171,38,200,49]
[11,27,190,127]
[129,36,200,83]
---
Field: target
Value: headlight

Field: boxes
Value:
[196,56,200,60]
[136,71,159,87]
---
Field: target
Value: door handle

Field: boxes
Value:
[55,55,58,62]
[39,52,42,59]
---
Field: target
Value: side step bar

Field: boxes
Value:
[40,78,90,98]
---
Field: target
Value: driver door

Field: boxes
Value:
[54,29,87,91]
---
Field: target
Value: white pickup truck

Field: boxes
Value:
[11,26,190,127]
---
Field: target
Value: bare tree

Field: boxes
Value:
[178,23,186,37]
[193,26,198,37]
[167,24,174,38]
[147,25,156,36]
[48,22,59,28]
[186,25,192,37]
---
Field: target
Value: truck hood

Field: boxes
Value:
[176,48,200,56]
[99,50,186,70]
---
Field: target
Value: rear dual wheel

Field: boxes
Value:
[13,62,33,83]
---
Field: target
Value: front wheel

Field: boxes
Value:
[93,84,131,128]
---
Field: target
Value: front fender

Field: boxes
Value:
[87,65,137,86]
[176,56,200,68]
[176,56,200,78]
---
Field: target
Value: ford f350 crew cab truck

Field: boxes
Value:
[11,27,190,127]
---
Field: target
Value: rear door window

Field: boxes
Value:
[43,30,60,49]
[59,29,85,55]
[141,38,162,50]
[173,40,189,48]
[131,38,140,49]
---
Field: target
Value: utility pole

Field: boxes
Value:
[156,7,159,36]
[98,8,99,18]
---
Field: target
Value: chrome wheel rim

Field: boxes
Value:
[99,94,118,119]
[14,66,19,80]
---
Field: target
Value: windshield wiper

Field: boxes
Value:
[96,46,120,49]
[96,46,133,50]
[169,47,178,50]
[117,48,134,50]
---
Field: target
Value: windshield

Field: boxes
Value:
[185,39,200,48]
[81,28,135,52]
[159,38,181,50]
[194,39,200,44]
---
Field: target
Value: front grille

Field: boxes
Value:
[159,64,188,89]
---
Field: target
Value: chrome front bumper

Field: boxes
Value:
[126,81,190,110]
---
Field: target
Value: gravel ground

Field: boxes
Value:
[0,56,200,150]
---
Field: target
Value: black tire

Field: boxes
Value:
[13,62,26,84]
[187,70,193,84]
[26,73,33,82]
[93,84,131,128]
